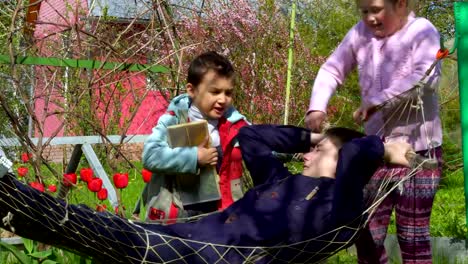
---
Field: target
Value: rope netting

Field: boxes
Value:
[0,162,430,263]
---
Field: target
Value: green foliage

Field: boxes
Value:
[432,169,467,238]
[0,2,29,138]
[415,1,455,40]
[0,237,92,264]
[297,0,359,55]
[326,248,357,263]
[0,240,31,264]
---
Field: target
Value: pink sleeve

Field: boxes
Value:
[308,26,358,113]
[368,19,441,106]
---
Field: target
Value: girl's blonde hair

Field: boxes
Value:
[356,0,415,14]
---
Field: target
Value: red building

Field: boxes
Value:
[25,0,170,138]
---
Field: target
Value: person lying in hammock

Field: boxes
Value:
[0,125,411,264]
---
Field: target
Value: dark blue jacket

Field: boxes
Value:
[0,125,384,264]
[157,125,384,262]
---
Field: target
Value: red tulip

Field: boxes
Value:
[87,178,103,192]
[29,182,44,192]
[63,173,77,187]
[17,167,28,177]
[47,184,57,193]
[96,204,107,212]
[97,188,108,200]
[21,153,31,163]
[80,168,93,183]
[113,173,129,189]
[142,169,152,183]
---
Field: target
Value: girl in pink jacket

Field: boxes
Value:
[306,0,442,263]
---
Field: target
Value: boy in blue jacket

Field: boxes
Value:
[0,125,411,263]
[135,51,249,221]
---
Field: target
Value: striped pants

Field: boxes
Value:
[356,147,442,264]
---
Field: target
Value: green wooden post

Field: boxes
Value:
[454,1,468,240]
[283,0,297,125]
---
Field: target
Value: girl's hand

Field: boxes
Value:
[353,105,377,124]
[305,111,327,132]
[353,106,367,124]
[310,132,324,145]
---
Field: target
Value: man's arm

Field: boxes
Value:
[331,136,384,226]
[238,125,312,186]
[331,137,412,226]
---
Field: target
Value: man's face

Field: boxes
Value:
[358,0,406,38]
[187,70,234,119]
[302,137,339,178]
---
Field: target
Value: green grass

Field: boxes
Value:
[0,242,94,264]
[327,244,468,264]
[431,169,467,238]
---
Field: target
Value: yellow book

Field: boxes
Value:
[166,120,221,206]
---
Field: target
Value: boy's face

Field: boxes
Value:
[302,137,339,178]
[358,0,406,38]
[187,70,234,119]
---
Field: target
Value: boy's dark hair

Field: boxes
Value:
[187,51,234,87]
[324,127,365,147]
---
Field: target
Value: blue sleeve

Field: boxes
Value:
[142,114,198,174]
[238,125,312,185]
[331,135,384,226]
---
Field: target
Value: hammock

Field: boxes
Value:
[0,173,360,263]
[0,51,446,263]
[0,139,432,264]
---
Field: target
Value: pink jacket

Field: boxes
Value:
[309,13,442,151]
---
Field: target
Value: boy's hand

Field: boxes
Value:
[197,147,218,166]
[383,141,413,167]
[305,111,327,132]
[197,137,218,166]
